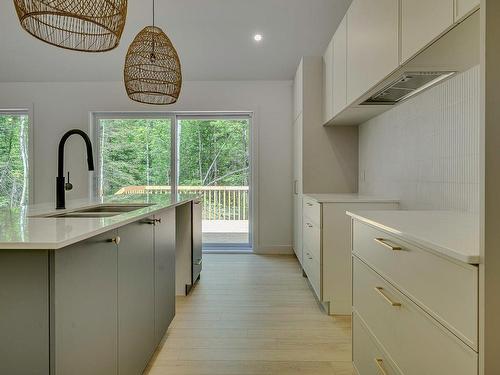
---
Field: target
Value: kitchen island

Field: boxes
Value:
[0,193,200,375]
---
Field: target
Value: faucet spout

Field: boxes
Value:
[56,129,94,209]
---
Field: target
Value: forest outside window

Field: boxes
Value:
[93,113,252,250]
[0,110,30,207]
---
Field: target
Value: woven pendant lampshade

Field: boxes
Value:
[124,26,182,105]
[13,0,128,52]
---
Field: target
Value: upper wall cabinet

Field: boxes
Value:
[323,0,479,126]
[455,0,479,21]
[346,0,399,105]
[401,0,454,63]
[332,15,347,119]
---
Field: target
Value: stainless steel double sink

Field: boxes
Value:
[34,204,153,218]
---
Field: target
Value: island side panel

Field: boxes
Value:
[154,208,176,345]
[176,202,193,296]
[0,250,50,375]
[192,199,203,285]
[51,231,119,375]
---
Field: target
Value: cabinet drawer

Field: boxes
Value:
[353,312,401,375]
[353,256,478,375]
[303,249,321,299]
[303,220,321,261]
[303,197,321,226]
[352,220,478,349]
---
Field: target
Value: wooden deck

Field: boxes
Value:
[144,254,353,375]
[202,220,249,245]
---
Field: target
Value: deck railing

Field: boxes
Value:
[115,185,249,221]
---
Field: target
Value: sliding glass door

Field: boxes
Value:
[176,116,251,250]
[93,113,252,251]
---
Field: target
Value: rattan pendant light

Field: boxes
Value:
[13,0,128,52]
[124,0,182,105]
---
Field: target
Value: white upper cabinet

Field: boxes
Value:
[323,38,334,124]
[401,0,454,63]
[346,0,399,105]
[332,15,347,118]
[455,0,479,22]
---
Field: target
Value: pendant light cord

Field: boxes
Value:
[151,0,156,61]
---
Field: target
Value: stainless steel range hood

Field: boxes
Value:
[361,71,456,105]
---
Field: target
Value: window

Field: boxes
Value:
[93,113,253,251]
[95,116,172,196]
[0,110,30,207]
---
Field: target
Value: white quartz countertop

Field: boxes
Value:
[347,210,480,264]
[0,194,199,250]
[305,193,399,204]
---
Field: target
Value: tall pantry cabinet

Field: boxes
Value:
[292,57,358,265]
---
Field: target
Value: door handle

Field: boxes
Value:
[109,236,121,245]
[374,287,401,307]
[374,358,388,375]
[143,218,161,225]
[374,238,402,251]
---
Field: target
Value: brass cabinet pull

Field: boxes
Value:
[374,358,388,375]
[110,236,121,245]
[374,287,401,307]
[374,238,402,251]
[305,222,313,228]
[306,202,313,207]
[144,218,161,225]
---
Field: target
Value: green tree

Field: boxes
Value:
[99,118,250,196]
[0,114,29,207]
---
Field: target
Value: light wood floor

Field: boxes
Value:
[145,254,354,375]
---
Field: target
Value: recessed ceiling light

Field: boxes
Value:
[254,34,263,42]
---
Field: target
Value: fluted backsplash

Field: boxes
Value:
[359,65,480,212]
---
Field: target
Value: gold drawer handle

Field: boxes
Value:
[374,287,401,307]
[306,202,313,207]
[374,238,402,251]
[374,358,388,375]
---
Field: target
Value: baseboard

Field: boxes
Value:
[254,245,293,255]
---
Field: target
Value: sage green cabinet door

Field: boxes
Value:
[53,231,119,375]
[118,220,155,375]
[0,250,49,375]
[154,209,176,345]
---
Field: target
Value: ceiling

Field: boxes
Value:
[0,0,351,82]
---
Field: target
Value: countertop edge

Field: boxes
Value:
[347,211,480,265]
[304,194,400,204]
[0,197,197,250]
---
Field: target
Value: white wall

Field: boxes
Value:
[0,80,293,254]
[359,66,480,212]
